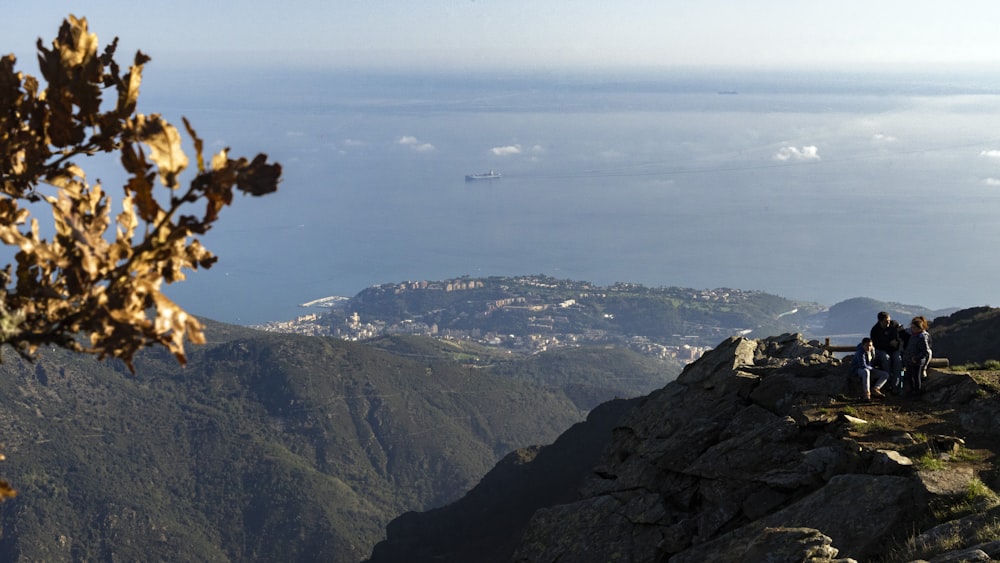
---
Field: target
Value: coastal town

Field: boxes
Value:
[252,275,818,363]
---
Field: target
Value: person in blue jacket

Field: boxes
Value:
[851,337,889,401]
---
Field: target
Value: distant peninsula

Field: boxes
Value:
[253,275,948,362]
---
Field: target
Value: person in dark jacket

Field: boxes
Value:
[902,316,932,396]
[851,337,889,401]
[870,311,905,393]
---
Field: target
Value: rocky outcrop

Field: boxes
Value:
[369,332,1000,562]
[929,306,1000,364]
[511,334,987,562]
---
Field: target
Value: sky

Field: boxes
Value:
[6,1,1000,321]
[5,1,1000,71]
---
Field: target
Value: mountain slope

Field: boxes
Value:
[367,397,640,563]
[485,346,681,410]
[821,296,955,337]
[366,324,1000,562]
[0,323,585,562]
[927,306,1000,364]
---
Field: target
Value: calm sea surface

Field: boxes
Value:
[129,67,1000,324]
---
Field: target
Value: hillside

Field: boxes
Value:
[926,306,1000,365]
[262,274,961,359]
[264,275,826,358]
[0,320,672,562]
[485,346,680,410]
[367,309,1000,562]
[820,297,955,341]
[363,334,684,411]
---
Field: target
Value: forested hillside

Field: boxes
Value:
[0,320,673,562]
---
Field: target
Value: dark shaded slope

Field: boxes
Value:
[366,397,639,563]
[928,306,1000,364]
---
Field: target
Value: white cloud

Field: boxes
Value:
[983,178,1000,186]
[980,150,1000,158]
[343,138,366,146]
[490,144,522,156]
[397,135,435,152]
[773,145,820,161]
[872,133,897,142]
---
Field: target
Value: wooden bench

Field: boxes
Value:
[823,338,949,368]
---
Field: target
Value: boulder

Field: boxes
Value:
[670,474,924,562]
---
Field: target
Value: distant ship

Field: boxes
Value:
[465,170,501,181]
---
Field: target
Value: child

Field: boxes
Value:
[851,337,889,401]
[902,316,932,396]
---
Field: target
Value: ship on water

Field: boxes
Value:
[465,169,501,181]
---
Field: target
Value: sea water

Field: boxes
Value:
[133,66,1000,324]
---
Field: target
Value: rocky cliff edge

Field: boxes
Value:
[374,333,1000,562]
[514,333,1000,562]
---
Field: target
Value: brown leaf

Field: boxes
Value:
[118,64,142,115]
[182,117,205,173]
[126,174,160,222]
[56,15,99,67]
[135,114,188,188]
[152,292,205,365]
[236,154,281,196]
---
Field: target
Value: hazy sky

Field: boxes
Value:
[6,1,1000,71]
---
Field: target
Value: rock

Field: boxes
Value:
[802,445,859,481]
[909,503,1000,557]
[740,527,856,563]
[917,466,975,496]
[842,414,868,426]
[670,474,924,562]
[927,547,991,562]
[750,368,845,416]
[869,449,914,475]
[514,494,668,563]
[920,370,982,405]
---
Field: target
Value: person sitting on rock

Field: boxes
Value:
[851,337,889,401]
[870,311,905,393]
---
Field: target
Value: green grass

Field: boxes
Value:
[864,420,895,434]
[927,479,1000,523]
[975,517,1000,544]
[954,447,987,463]
[966,478,1000,505]
[899,530,964,562]
[952,359,1000,371]
[898,484,1000,562]
[916,451,948,471]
